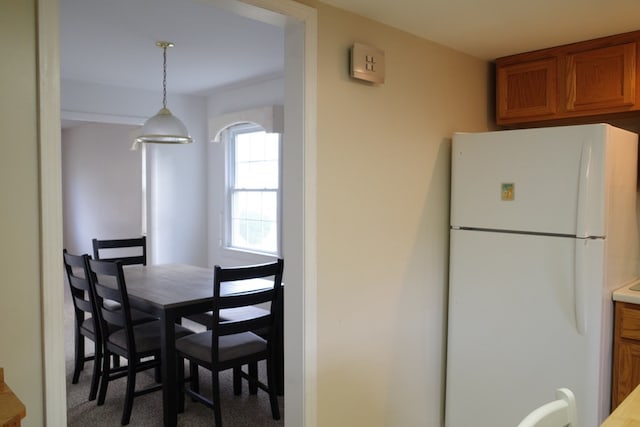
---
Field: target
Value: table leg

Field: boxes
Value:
[161,310,178,427]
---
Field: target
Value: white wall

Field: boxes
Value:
[61,123,142,255]
[145,94,209,266]
[61,80,209,266]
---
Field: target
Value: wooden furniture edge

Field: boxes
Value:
[602,382,640,426]
[0,368,26,426]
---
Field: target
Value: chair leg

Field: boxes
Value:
[248,362,258,395]
[72,331,84,384]
[190,360,199,395]
[88,339,102,401]
[233,367,242,395]
[266,357,281,420]
[97,348,111,405]
[121,362,136,425]
[177,357,185,413]
[154,365,162,383]
[212,372,222,427]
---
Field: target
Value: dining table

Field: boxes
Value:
[122,263,283,427]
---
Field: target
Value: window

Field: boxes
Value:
[226,123,280,255]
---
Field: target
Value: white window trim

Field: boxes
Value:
[224,123,283,256]
[209,105,283,143]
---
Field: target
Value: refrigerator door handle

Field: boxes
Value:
[574,239,588,335]
[575,141,593,239]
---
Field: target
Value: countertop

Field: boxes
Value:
[612,278,640,304]
[601,382,640,426]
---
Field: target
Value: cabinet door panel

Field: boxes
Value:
[497,58,557,121]
[612,339,640,409]
[619,303,640,340]
[566,42,636,112]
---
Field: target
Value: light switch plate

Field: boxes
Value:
[350,43,385,84]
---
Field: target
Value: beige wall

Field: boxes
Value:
[315,4,491,426]
[0,1,45,426]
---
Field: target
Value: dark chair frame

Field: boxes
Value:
[92,236,147,266]
[176,259,284,426]
[63,249,102,401]
[87,258,191,425]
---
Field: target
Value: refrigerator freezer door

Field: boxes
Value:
[450,124,613,236]
[445,229,607,427]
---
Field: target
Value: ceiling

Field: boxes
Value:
[60,0,285,96]
[61,0,640,96]
[324,0,640,60]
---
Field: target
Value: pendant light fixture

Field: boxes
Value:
[136,41,192,145]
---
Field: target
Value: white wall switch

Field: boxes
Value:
[350,43,385,84]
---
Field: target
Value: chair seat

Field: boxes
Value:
[108,320,193,354]
[176,330,267,364]
[81,309,155,337]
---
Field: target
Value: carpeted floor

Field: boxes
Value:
[64,285,284,426]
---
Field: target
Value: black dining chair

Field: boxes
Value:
[92,236,147,266]
[87,258,194,425]
[185,259,284,395]
[175,259,283,426]
[63,249,103,401]
[185,296,283,395]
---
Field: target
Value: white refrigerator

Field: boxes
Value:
[445,123,640,427]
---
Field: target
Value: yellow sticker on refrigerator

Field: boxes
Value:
[501,183,514,201]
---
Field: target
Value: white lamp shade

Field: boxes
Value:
[136,108,193,144]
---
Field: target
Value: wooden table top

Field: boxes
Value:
[602,383,640,426]
[123,263,275,310]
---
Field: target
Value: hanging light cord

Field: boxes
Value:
[155,41,174,110]
[162,44,168,109]
[134,40,191,146]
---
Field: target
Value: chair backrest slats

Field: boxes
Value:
[219,315,272,336]
[63,250,98,333]
[218,289,274,309]
[210,259,284,361]
[517,388,577,427]
[92,236,147,266]
[88,258,137,353]
[73,296,94,314]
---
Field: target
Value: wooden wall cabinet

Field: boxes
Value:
[497,58,557,120]
[612,301,640,410]
[496,31,640,127]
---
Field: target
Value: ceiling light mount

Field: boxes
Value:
[135,40,192,145]
[156,41,174,49]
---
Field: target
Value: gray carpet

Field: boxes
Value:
[64,285,285,426]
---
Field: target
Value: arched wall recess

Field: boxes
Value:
[208,105,284,142]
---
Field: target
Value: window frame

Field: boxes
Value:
[224,122,282,256]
